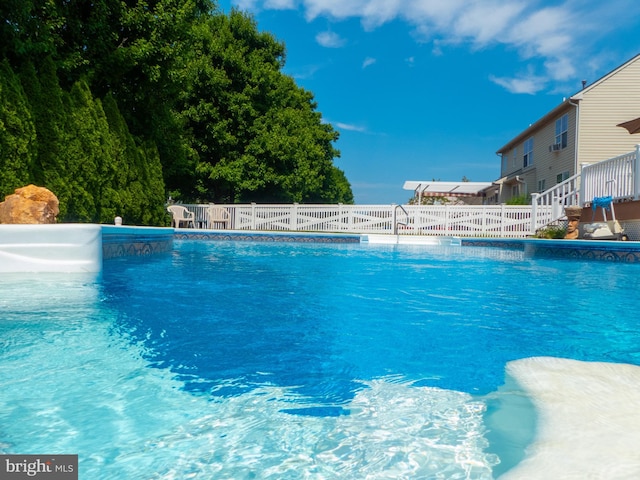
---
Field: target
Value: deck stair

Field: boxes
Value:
[531,173,580,233]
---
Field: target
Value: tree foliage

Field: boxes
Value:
[176,10,351,203]
[0,0,353,224]
[0,60,36,198]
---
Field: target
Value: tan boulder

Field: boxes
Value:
[0,185,60,224]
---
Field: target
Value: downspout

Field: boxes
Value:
[495,152,504,204]
[568,98,581,203]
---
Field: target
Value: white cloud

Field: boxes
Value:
[362,57,376,68]
[234,0,260,10]
[452,2,526,47]
[288,64,323,79]
[316,31,346,48]
[335,122,367,132]
[431,39,443,56]
[303,0,369,21]
[359,0,404,29]
[237,0,639,94]
[544,57,576,82]
[235,0,294,11]
[489,73,547,95]
[503,6,574,58]
[264,0,296,8]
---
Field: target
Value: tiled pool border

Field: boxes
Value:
[462,237,640,263]
[173,230,361,243]
[102,225,174,259]
[101,227,640,264]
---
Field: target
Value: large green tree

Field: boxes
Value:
[178,10,351,203]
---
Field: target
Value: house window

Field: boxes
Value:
[512,148,517,168]
[555,114,568,149]
[523,138,533,168]
[538,179,546,192]
[556,171,570,183]
[511,184,520,197]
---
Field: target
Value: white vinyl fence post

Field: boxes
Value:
[292,203,298,231]
[391,204,397,235]
[530,193,539,233]
[251,203,256,230]
[444,204,450,233]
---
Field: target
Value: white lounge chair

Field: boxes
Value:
[206,205,230,229]
[167,205,196,229]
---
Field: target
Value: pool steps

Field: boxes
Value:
[498,357,640,478]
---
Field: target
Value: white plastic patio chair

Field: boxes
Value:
[206,205,230,229]
[167,205,196,229]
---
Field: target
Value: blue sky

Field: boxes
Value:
[217,0,640,204]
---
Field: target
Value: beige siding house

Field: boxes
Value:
[489,52,640,204]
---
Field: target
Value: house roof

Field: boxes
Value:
[571,52,640,99]
[496,100,574,153]
[403,181,492,197]
[495,52,640,154]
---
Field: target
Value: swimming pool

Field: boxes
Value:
[2,239,640,478]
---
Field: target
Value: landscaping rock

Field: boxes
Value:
[0,185,60,224]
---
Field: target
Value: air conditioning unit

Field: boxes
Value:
[548,143,562,152]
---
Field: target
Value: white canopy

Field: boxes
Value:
[403,181,493,197]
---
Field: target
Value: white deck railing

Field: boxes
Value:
[530,144,640,231]
[176,203,545,238]
[580,145,640,204]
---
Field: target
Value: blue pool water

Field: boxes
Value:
[2,240,640,478]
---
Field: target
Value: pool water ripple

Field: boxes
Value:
[2,241,640,478]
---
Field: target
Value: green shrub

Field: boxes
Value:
[534,225,567,239]
[506,194,531,205]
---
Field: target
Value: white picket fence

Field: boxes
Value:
[176,145,640,238]
[178,203,548,238]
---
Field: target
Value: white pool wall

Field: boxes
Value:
[0,224,102,273]
[0,224,174,273]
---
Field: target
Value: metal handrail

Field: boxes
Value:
[393,204,409,235]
